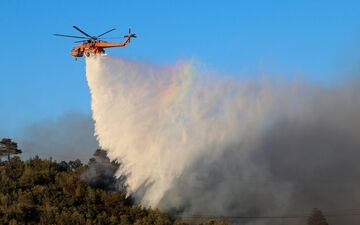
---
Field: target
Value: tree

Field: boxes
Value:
[307,208,328,225]
[0,151,230,225]
[0,154,180,225]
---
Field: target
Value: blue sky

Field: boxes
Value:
[1,0,360,137]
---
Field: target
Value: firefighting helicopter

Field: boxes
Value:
[54,26,137,60]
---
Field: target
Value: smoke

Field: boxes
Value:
[81,149,127,193]
[21,112,99,162]
[159,82,360,225]
[86,55,360,224]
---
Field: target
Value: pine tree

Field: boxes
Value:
[307,208,328,225]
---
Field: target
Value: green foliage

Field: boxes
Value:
[0,157,164,224]
[0,156,230,225]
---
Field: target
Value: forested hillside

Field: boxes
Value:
[0,153,228,225]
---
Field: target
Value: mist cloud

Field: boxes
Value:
[159,81,360,225]
[85,55,360,225]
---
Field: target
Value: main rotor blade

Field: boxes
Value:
[100,37,123,39]
[73,26,91,37]
[97,28,116,37]
[53,34,88,39]
[74,40,87,43]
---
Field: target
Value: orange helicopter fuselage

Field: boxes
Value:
[71,38,130,58]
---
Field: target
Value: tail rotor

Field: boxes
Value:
[123,27,137,44]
